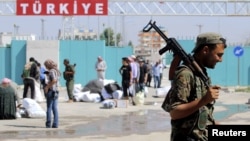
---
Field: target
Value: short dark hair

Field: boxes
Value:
[64,59,69,63]
[122,57,127,61]
[29,57,35,62]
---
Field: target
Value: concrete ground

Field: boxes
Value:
[1,75,250,141]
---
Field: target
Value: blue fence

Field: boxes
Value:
[1,40,133,86]
[164,39,250,87]
[1,39,250,87]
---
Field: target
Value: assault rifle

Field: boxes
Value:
[143,20,210,88]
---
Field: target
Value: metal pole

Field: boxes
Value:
[197,24,203,34]
[41,18,45,39]
[238,57,240,86]
[98,16,100,40]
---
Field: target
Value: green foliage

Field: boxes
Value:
[99,27,127,47]
[128,41,133,47]
[116,33,122,46]
[101,27,114,46]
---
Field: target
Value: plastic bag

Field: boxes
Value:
[134,91,145,105]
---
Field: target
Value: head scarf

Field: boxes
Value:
[1,78,11,84]
[44,59,61,76]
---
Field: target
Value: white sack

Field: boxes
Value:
[82,93,101,103]
[101,88,112,100]
[73,91,90,102]
[155,86,171,97]
[22,98,46,118]
[112,90,123,100]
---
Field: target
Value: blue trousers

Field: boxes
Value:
[45,90,59,128]
[153,75,160,88]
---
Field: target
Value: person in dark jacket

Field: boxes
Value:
[22,57,39,99]
[119,57,136,105]
[138,58,148,97]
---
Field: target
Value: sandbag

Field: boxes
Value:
[73,84,82,93]
[112,90,123,100]
[82,79,103,94]
[82,93,101,103]
[102,99,116,109]
[103,79,116,86]
[22,98,46,118]
[26,80,44,103]
[101,88,113,100]
[73,91,90,102]
[35,82,43,103]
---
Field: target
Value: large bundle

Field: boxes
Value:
[104,82,122,94]
[22,98,46,118]
[82,79,104,94]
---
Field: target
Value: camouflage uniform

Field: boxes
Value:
[64,64,75,101]
[161,32,227,141]
[162,65,214,141]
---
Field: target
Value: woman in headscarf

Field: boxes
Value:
[44,59,60,128]
[0,78,17,119]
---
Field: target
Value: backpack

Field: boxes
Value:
[22,62,34,78]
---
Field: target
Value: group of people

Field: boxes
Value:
[119,55,147,105]
[22,58,61,128]
[118,54,167,105]
[0,31,227,140]
[0,57,42,120]
[0,57,61,129]
[116,32,228,141]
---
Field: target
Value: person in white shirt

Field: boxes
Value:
[95,56,107,80]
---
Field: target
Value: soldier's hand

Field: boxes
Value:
[204,85,221,104]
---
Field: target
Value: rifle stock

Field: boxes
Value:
[143,20,210,88]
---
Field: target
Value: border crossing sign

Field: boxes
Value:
[234,46,244,57]
[233,46,243,86]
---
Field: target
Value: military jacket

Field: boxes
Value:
[63,64,75,81]
[162,65,215,141]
